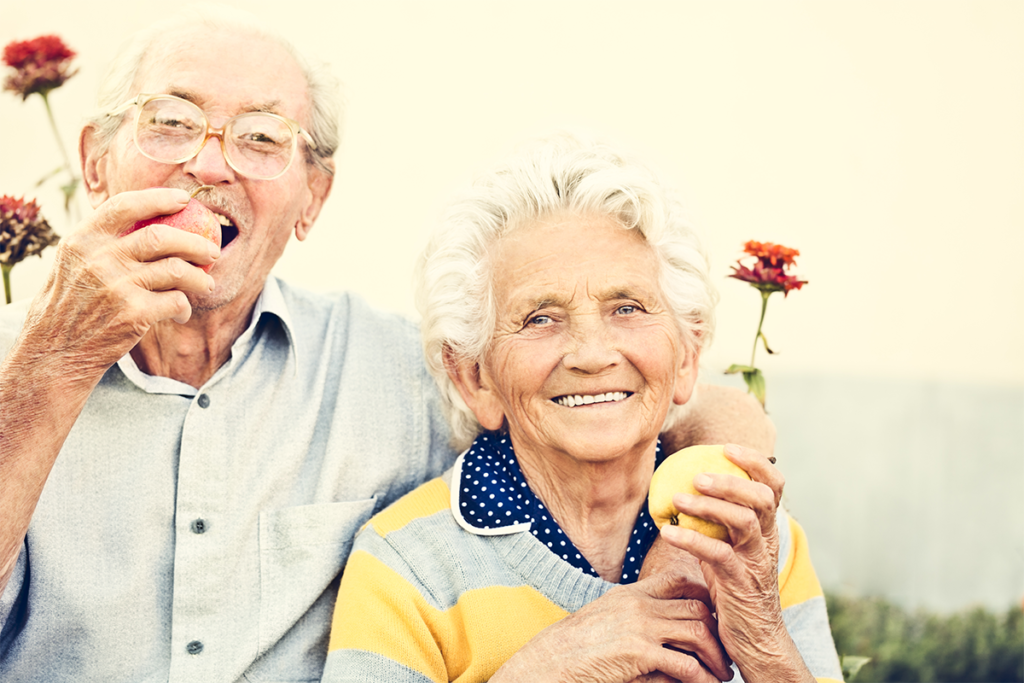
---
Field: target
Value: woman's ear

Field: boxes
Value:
[672,347,700,406]
[443,346,505,431]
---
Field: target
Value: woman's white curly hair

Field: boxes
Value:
[416,133,718,451]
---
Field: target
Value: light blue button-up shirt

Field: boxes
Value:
[0,277,455,682]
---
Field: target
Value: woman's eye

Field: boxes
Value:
[615,304,640,315]
[526,314,552,327]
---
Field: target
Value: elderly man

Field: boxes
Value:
[0,8,773,683]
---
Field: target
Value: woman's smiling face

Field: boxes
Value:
[465,212,699,467]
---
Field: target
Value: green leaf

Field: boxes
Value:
[742,368,766,408]
[760,332,776,355]
[841,655,871,681]
[724,364,755,375]
[61,177,80,213]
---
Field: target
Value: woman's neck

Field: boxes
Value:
[514,439,657,583]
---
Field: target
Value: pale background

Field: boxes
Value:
[2,1,1022,612]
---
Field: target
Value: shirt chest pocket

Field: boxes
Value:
[252,498,378,682]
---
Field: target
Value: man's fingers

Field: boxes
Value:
[143,290,194,325]
[93,188,191,236]
[134,258,216,296]
[119,223,220,270]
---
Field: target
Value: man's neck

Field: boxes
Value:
[130,297,257,389]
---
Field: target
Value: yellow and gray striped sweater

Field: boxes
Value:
[325,469,843,683]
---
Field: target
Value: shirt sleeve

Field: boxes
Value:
[0,541,28,655]
[776,509,844,683]
[422,373,457,482]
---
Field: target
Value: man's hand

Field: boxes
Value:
[0,187,218,600]
[21,187,218,377]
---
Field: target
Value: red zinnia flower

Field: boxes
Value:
[3,35,77,100]
[0,195,60,266]
[729,240,807,296]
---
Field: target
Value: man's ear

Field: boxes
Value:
[443,346,505,431]
[294,163,333,242]
[672,347,700,406]
[80,124,111,207]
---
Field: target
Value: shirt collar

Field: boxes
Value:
[449,431,663,584]
[115,276,297,394]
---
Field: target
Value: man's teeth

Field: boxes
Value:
[554,392,629,407]
[214,212,232,226]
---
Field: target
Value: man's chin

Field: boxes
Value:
[186,282,237,314]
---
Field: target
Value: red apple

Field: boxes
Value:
[123,186,222,273]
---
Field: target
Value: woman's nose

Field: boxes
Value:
[562,319,621,373]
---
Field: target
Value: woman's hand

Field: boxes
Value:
[490,570,734,683]
[660,444,814,683]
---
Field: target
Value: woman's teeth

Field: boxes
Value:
[554,392,629,407]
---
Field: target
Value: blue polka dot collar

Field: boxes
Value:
[450,431,664,584]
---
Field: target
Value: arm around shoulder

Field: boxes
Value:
[661,383,775,456]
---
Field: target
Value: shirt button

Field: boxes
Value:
[190,518,207,534]
[186,640,203,655]
[197,394,211,409]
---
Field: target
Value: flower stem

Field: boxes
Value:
[40,93,75,181]
[2,263,13,305]
[40,92,80,220]
[750,291,770,367]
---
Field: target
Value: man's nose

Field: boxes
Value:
[182,134,235,185]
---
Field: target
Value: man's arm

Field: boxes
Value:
[662,383,775,457]
[0,188,217,599]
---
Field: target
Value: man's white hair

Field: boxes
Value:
[85,4,340,176]
[416,133,718,451]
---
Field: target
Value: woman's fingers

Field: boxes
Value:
[723,443,785,507]
[653,642,735,683]
[655,605,733,680]
[636,580,731,681]
[674,482,766,546]
[555,578,732,683]
[672,444,781,539]
[661,525,744,577]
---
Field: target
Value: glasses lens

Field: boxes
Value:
[225,113,296,179]
[136,97,205,163]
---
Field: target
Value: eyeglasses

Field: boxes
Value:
[107,93,317,180]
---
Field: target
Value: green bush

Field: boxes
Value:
[826,593,1023,682]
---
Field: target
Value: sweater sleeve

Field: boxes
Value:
[777,509,844,683]
[323,480,452,683]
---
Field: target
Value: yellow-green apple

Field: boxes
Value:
[648,444,751,541]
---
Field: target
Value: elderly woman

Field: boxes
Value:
[322,137,842,683]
